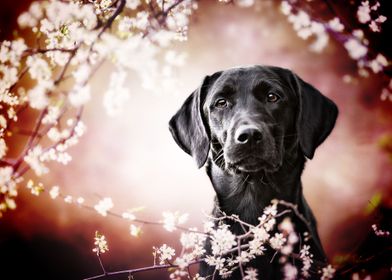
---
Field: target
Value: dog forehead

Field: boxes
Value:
[209,66,293,96]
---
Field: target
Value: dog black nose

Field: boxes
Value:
[235,125,262,144]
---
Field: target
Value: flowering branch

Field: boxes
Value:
[280,0,392,100]
[82,199,334,280]
[0,0,196,216]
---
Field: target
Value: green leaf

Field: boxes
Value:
[364,192,382,215]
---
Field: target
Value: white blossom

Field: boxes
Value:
[368,54,388,73]
[372,224,390,236]
[234,0,255,8]
[42,106,60,125]
[134,11,149,30]
[192,274,205,280]
[122,211,136,220]
[0,115,6,128]
[64,195,73,203]
[251,226,270,242]
[26,180,44,196]
[94,197,114,216]
[103,71,130,116]
[26,56,52,81]
[24,145,49,176]
[243,267,258,280]
[218,267,233,278]
[0,167,13,188]
[27,86,49,110]
[0,65,18,94]
[93,231,109,254]
[236,251,253,264]
[203,220,215,233]
[283,263,298,280]
[69,84,91,107]
[76,197,85,204]
[328,17,344,32]
[210,225,237,255]
[118,16,134,34]
[0,139,7,159]
[300,245,313,277]
[309,22,329,53]
[284,6,330,53]
[180,231,206,249]
[162,211,188,232]
[205,255,226,270]
[344,38,368,60]
[280,1,292,16]
[369,15,387,32]
[174,253,193,270]
[157,244,175,264]
[49,186,60,199]
[357,1,371,23]
[99,0,112,10]
[249,237,266,256]
[270,233,286,250]
[18,2,43,28]
[278,217,294,233]
[321,265,336,280]
[73,64,91,85]
[130,224,142,237]
[126,0,141,10]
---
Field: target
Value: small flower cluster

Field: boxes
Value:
[162,211,189,232]
[26,179,45,196]
[299,244,313,278]
[280,1,329,53]
[166,201,317,279]
[280,0,390,100]
[380,79,392,102]
[155,244,176,265]
[23,120,86,176]
[320,264,336,280]
[357,1,387,32]
[86,201,340,280]
[92,231,109,254]
[94,197,114,217]
[0,166,19,215]
[372,224,390,237]
[0,0,196,216]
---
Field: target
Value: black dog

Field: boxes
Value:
[169,65,338,279]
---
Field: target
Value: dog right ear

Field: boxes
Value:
[294,74,338,159]
[169,72,221,168]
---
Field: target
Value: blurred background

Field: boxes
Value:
[0,0,391,279]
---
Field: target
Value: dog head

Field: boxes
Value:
[169,65,338,174]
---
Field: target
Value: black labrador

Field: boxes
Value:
[169,65,338,279]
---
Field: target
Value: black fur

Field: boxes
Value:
[169,65,338,279]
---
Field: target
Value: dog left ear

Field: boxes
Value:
[294,75,338,159]
[169,73,221,168]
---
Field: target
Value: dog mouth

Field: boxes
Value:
[226,156,278,173]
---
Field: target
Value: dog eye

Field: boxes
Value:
[267,93,280,103]
[214,98,228,108]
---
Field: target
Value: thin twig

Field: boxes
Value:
[83,260,202,280]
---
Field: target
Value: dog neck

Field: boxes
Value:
[205,151,306,225]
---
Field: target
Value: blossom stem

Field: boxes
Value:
[13,107,47,172]
[237,238,245,278]
[276,200,314,240]
[54,45,79,85]
[97,253,107,275]
[83,260,202,280]
[97,0,126,39]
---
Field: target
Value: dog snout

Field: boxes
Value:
[234,124,262,145]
